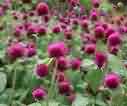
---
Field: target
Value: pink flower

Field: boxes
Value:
[25,42,36,57]
[94,26,104,39]
[36,2,49,16]
[37,26,47,35]
[57,57,68,71]
[80,19,89,30]
[32,87,46,100]
[91,11,98,21]
[104,73,120,89]
[95,52,107,68]
[35,64,48,78]
[58,81,71,94]
[52,25,61,33]
[92,0,100,8]
[7,42,25,60]
[70,58,81,70]
[48,42,68,58]
[84,43,96,55]
[64,29,72,40]
[108,33,121,46]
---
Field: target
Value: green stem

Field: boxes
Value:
[46,59,58,106]
[9,66,17,106]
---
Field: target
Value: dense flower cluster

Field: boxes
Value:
[0,0,127,105]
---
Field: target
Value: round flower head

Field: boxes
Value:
[108,33,121,46]
[105,27,115,38]
[80,19,89,30]
[48,42,68,58]
[52,25,61,33]
[95,52,107,68]
[104,73,120,89]
[32,87,46,100]
[58,81,71,94]
[37,26,47,35]
[35,64,48,78]
[84,43,96,55]
[7,42,25,60]
[57,57,68,71]
[71,58,81,70]
[91,11,98,21]
[36,2,49,16]
[94,26,104,39]
[25,42,36,57]
[92,0,100,8]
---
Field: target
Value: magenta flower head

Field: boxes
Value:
[92,0,100,8]
[58,81,71,94]
[52,25,61,34]
[94,26,104,39]
[48,42,68,58]
[84,43,96,55]
[80,19,89,30]
[27,24,37,35]
[25,42,36,57]
[37,26,47,35]
[35,64,48,78]
[70,58,81,70]
[108,33,121,46]
[95,51,107,68]
[91,11,98,21]
[32,87,46,100]
[104,73,121,89]
[64,29,72,40]
[36,2,49,16]
[105,27,115,38]
[57,57,68,71]
[68,0,79,6]
[108,46,119,55]
[7,42,25,60]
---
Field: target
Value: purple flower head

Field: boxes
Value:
[32,87,47,100]
[95,52,107,68]
[104,73,120,89]
[48,42,68,58]
[35,64,48,78]
[7,42,25,60]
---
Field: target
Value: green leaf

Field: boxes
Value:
[0,72,7,93]
[80,0,92,11]
[72,94,89,106]
[108,54,123,71]
[100,1,112,12]
[28,103,41,106]
[86,70,104,92]
[0,104,7,106]
[66,71,82,87]
[29,101,60,106]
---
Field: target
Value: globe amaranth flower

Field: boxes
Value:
[104,73,121,89]
[92,0,100,8]
[52,25,61,33]
[57,57,69,71]
[35,64,48,78]
[58,81,71,94]
[32,87,47,100]
[94,26,105,39]
[95,51,107,68]
[108,32,121,46]
[36,2,49,16]
[25,42,36,57]
[70,58,81,70]
[48,42,68,58]
[7,42,25,60]
[84,43,96,55]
